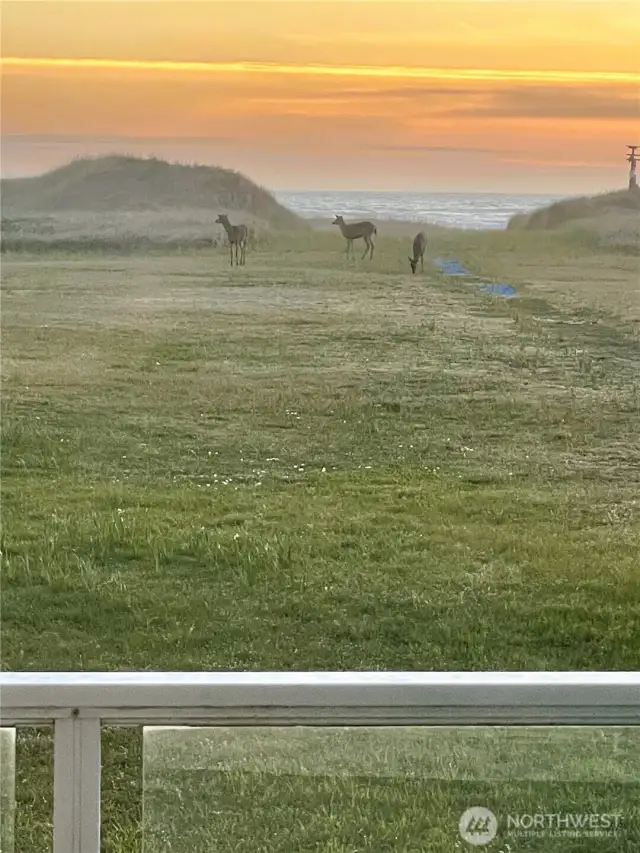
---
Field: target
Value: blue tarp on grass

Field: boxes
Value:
[433,258,517,298]
[433,259,471,276]
[479,283,517,297]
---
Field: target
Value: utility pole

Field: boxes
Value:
[628,145,638,191]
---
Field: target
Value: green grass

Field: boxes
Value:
[2,227,639,851]
[141,726,640,852]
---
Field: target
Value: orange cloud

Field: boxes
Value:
[2,1,638,191]
[2,56,637,85]
[3,1,639,74]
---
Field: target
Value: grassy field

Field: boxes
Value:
[2,225,639,850]
[141,725,639,852]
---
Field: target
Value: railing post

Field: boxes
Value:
[0,727,17,852]
[53,716,101,853]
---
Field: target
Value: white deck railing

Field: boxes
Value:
[1,671,639,853]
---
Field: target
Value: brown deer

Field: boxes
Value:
[332,215,377,260]
[215,214,248,266]
[408,231,427,274]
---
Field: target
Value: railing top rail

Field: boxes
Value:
[1,671,639,727]
[2,670,640,688]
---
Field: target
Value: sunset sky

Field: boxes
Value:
[2,0,639,192]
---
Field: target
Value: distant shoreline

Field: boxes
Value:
[274,189,571,231]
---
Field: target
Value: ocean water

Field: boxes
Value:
[274,190,568,231]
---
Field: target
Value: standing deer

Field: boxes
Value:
[215,214,248,266]
[332,215,377,260]
[408,231,427,274]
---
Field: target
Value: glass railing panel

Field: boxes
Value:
[0,728,16,853]
[143,725,639,852]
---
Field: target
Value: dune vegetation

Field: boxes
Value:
[0,155,308,252]
[507,187,640,253]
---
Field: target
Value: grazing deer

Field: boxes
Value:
[332,215,377,260]
[215,214,248,266]
[408,231,427,274]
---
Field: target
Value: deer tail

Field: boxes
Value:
[373,226,377,235]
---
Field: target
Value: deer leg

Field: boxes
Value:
[361,237,369,260]
[229,241,233,266]
[364,236,374,260]
[369,237,375,259]
[420,253,424,271]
